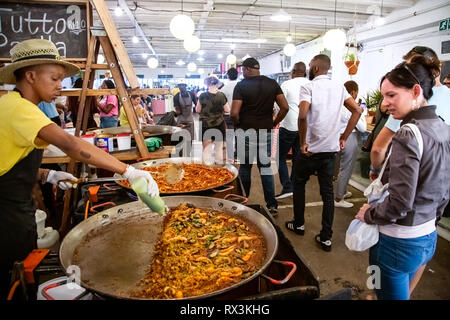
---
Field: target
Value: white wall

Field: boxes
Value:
[258,0,450,99]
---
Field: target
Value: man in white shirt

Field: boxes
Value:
[285,54,362,252]
[275,62,309,199]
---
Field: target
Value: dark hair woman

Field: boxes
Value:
[96,79,119,128]
[195,76,230,164]
[356,56,450,300]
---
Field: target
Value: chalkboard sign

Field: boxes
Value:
[0,1,88,59]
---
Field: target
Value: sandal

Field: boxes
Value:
[285,220,305,235]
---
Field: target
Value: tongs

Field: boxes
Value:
[57,163,185,186]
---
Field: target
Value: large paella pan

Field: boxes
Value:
[59,196,278,299]
[114,157,238,194]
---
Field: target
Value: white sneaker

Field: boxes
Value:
[344,191,352,199]
[334,200,354,208]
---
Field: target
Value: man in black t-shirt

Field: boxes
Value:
[231,58,289,215]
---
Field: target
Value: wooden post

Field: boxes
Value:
[59,34,98,235]
[98,35,150,159]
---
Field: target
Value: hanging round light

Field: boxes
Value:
[147,57,159,69]
[187,62,197,72]
[283,43,296,57]
[323,28,347,50]
[183,35,201,53]
[170,14,195,40]
[226,53,237,65]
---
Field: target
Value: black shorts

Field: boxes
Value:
[201,121,226,141]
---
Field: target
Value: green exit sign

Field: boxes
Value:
[439,19,449,31]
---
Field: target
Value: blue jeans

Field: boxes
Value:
[276,127,299,193]
[369,231,437,300]
[238,131,277,209]
[100,116,118,128]
[293,152,336,240]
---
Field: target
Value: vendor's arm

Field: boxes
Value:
[341,97,363,148]
[298,101,311,155]
[370,126,395,174]
[195,99,202,113]
[364,127,421,225]
[273,94,289,127]
[230,99,242,126]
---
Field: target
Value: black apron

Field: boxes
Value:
[0,91,43,298]
[176,93,194,139]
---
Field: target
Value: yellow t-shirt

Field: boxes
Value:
[119,106,130,127]
[0,91,53,176]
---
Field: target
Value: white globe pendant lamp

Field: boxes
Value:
[283,43,296,57]
[187,62,197,72]
[170,14,195,40]
[226,53,237,65]
[183,35,201,53]
[147,57,159,69]
[323,28,347,50]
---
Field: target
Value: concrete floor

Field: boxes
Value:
[244,161,450,300]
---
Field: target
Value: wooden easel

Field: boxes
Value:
[58,0,162,235]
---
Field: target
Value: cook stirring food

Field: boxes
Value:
[0,39,159,299]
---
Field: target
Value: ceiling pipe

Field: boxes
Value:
[117,0,156,55]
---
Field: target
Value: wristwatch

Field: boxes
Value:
[369,165,381,175]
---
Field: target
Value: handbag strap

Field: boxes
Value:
[376,123,423,182]
[402,123,423,159]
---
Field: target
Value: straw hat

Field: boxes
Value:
[0,39,80,84]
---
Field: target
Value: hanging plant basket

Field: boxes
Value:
[345,60,360,75]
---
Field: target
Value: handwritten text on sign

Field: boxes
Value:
[0,2,88,59]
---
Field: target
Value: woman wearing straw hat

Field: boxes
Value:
[0,39,159,299]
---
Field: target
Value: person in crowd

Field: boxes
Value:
[274,61,309,200]
[66,78,98,129]
[334,80,367,208]
[370,46,450,180]
[0,39,159,299]
[173,83,197,140]
[95,79,119,128]
[196,75,230,164]
[141,94,154,117]
[231,57,289,216]
[356,55,450,300]
[221,68,239,127]
[220,68,239,161]
[120,94,153,127]
[443,74,450,88]
[284,54,362,252]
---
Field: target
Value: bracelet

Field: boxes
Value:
[369,166,381,174]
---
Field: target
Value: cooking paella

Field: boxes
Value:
[131,203,266,299]
[118,163,235,193]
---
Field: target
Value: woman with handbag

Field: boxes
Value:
[355,55,450,300]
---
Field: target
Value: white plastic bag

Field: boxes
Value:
[345,219,379,252]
